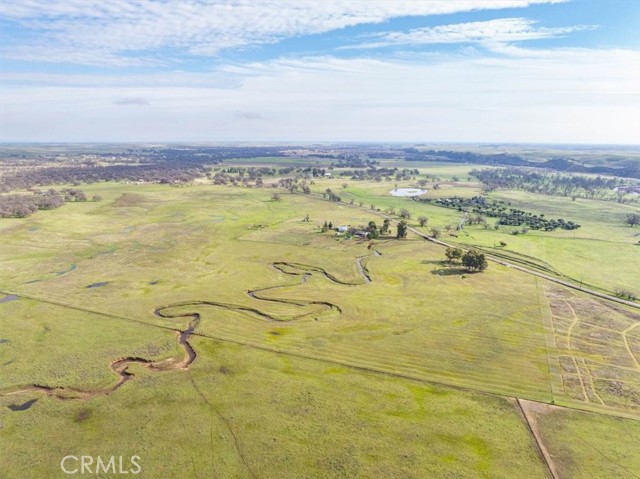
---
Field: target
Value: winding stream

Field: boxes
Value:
[3,253,380,407]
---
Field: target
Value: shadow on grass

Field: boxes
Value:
[431,267,470,276]
[421,260,446,265]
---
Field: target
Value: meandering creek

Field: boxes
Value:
[3,253,380,408]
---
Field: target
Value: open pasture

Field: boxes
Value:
[309,167,639,295]
[1,180,639,478]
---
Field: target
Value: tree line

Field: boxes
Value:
[0,164,205,193]
[403,150,639,179]
[425,196,581,231]
[470,168,637,203]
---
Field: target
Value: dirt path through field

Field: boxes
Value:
[516,398,560,479]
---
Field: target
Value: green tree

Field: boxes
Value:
[367,221,379,239]
[462,250,488,272]
[396,220,408,239]
[399,208,411,219]
[418,216,428,227]
[626,213,640,227]
[445,247,463,263]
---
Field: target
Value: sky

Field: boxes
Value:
[0,0,639,144]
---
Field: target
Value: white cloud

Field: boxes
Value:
[113,97,150,106]
[234,111,264,120]
[0,0,566,64]
[2,48,638,143]
[346,18,596,49]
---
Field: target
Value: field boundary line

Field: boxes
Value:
[3,288,639,422]
[516,399,559,479]
[189,331,640,422]
[0,288,179,333]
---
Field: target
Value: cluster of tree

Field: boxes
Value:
[302,167,329,177]
[358,220,384,239]
[3,145,638,196]
[0,146,298,193]
[325,166,420,183]
[330,158,380,168]
[273,177,311,194]
[403,150,639,179]
[0,164,205,193]
[614,288,638,301]
[416,176,441,187]
[426,196,581,231]
[445,247,488,272]
[470,168,637,202]
[0,187,99,218]
[0,189,65,217]
[323,188,342,202]
[60,188,88,202]
[320,218,401,240]
[149,146,289,164]
[321,220,334,232]
[404,149,528,166]
[358,218,406,239]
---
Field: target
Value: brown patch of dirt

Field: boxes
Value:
[561,375,586,401]
[544,285,574,300]
[544,283,640,411]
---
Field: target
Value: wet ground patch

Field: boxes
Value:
[54,264,77,276]
[8,398,38,412]
[0,294,19,304]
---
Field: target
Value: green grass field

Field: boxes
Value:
[309,168,639,294]
[1,178,638,478]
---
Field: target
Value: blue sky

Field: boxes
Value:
[1,0,638,143]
